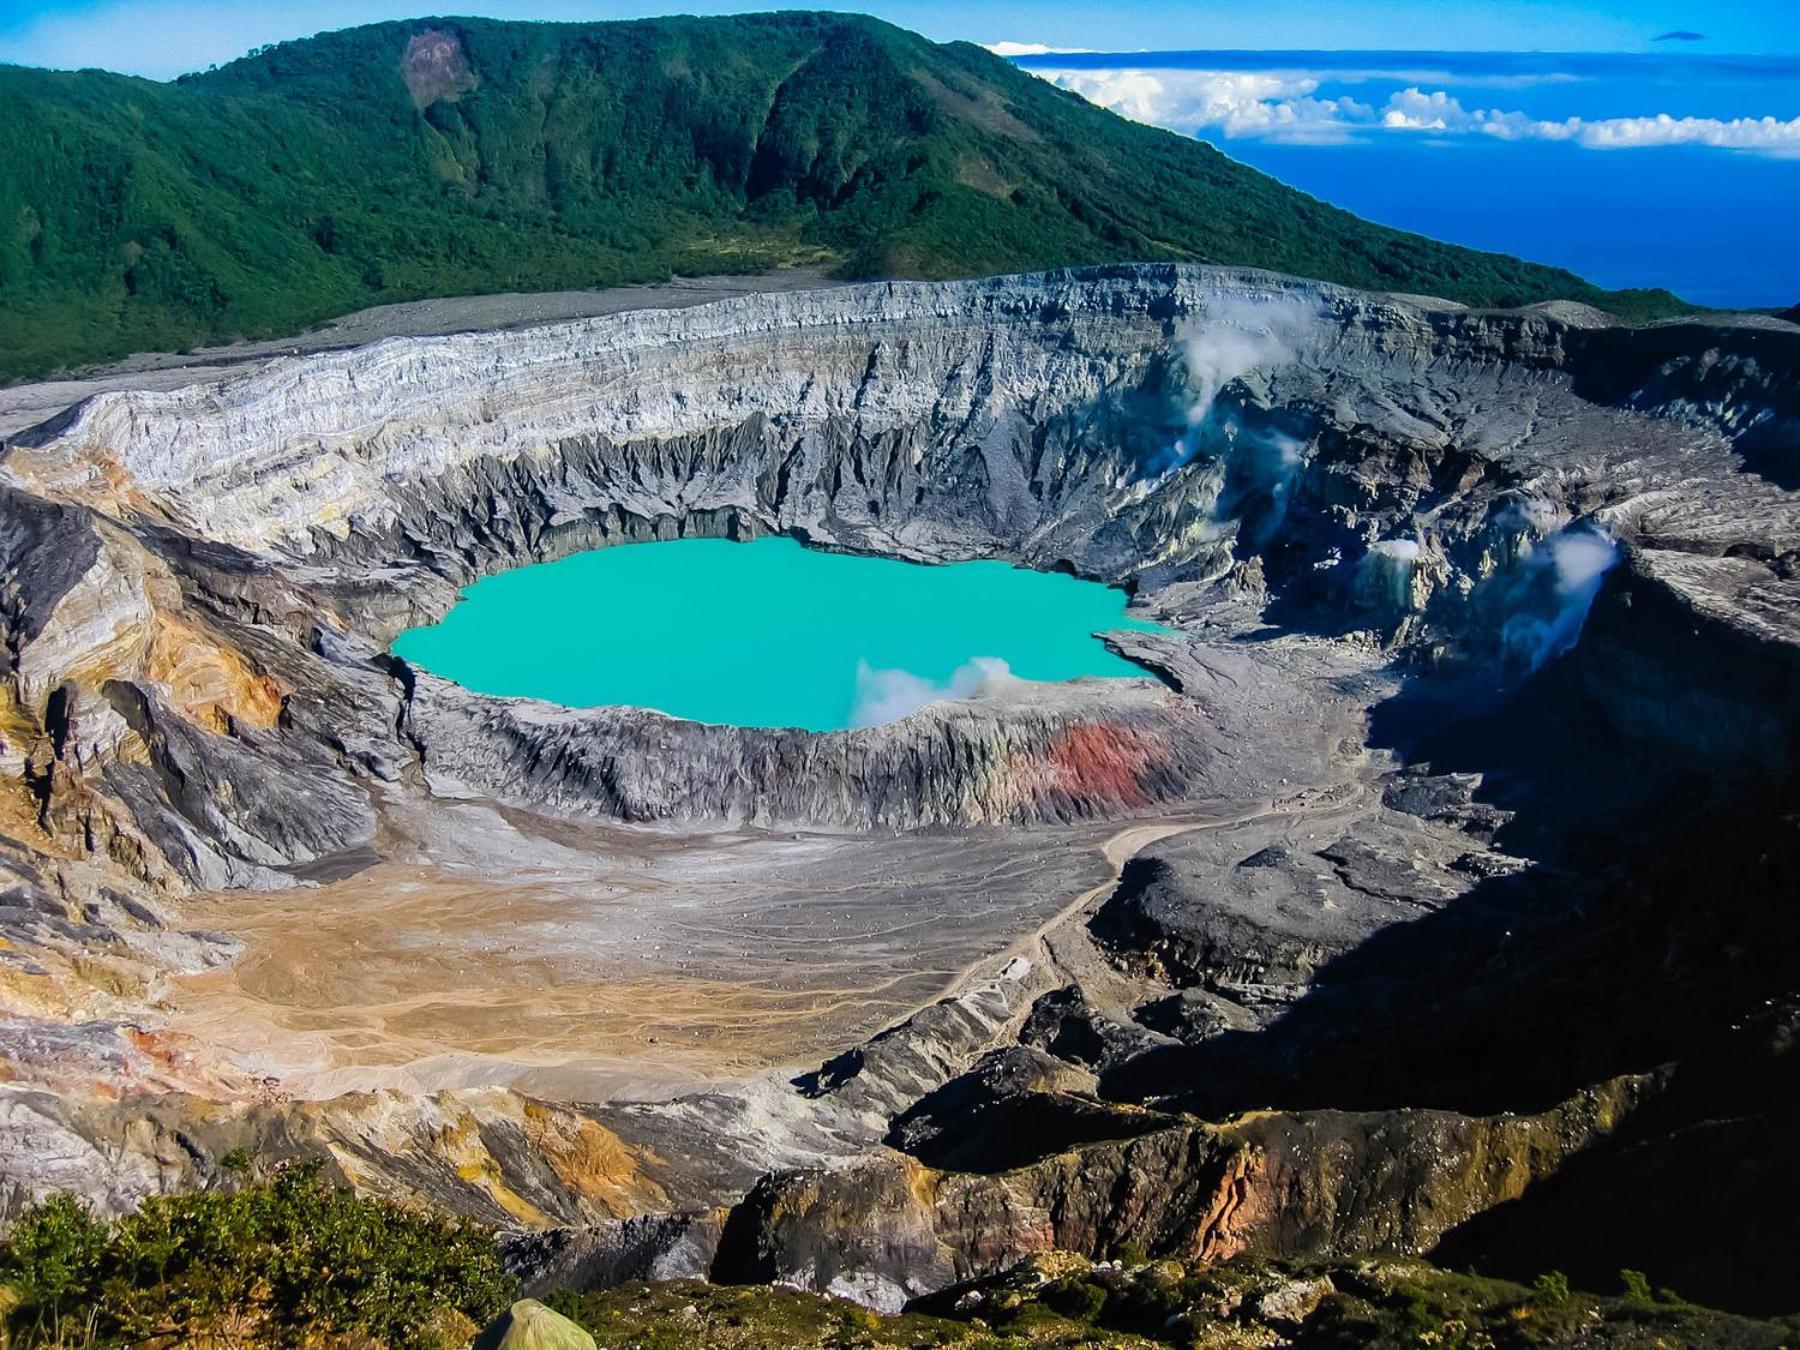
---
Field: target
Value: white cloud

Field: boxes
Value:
[983,41,1095,58]
[1038,68,1370,145]
[1032,65,1800,159]
[850,657,1013,728]
[1570,112,1800,155]
[1381,88,1800,156]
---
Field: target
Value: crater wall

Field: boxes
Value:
[0,268,1796,1310]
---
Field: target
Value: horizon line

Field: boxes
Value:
[0,9,1794,82]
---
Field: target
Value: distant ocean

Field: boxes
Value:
[1010,50,1800,309]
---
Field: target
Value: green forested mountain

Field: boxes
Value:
[0,12,1686,381]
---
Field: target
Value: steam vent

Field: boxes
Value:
[2,263,1798,1320]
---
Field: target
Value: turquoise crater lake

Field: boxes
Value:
[392,538,1168,732]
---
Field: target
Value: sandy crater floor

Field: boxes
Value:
[161,792,1124,1102]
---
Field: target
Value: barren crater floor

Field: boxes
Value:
[158,799,1123,1101]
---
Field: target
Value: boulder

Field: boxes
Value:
[473,1299,596,1350]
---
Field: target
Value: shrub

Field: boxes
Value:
[1041,1277,1108,1323]
[218,1146,255,1178]
[1394,1281,1442,1334]
[0,1161,514,1347]
[1531,1270,1572,1305]
[2,1196,109,1312]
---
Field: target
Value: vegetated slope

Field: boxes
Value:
[0,13,1687,380]
[3,1167,1794,1347]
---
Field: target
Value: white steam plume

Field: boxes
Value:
[1501,524,1621,669]
[1359,537,1424,612]
[850,657,1013,727]
[1144,295,1317,555]
[1183,296,1314,426]
[1152,295,1314,477]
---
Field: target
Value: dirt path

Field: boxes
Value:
[927,799,1290,1011]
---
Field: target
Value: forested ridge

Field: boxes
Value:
[0,13,1686,380]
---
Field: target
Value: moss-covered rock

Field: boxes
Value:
[475,1299,599,1350]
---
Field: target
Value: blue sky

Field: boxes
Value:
[1,1,1797,78]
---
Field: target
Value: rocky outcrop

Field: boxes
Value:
[1089,810,1472,996]
[711,1074,1653,1312]
[410,670,1208,829]
[472,1299,596,1350]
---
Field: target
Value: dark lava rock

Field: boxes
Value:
[1317,837,1457,909]
[1380,768,1513,840]
[505,1212,725,1295]
[885,1047,1167,1172]
[1238,845,1294,869]
[1132,988,1253,1044]
[1449,850,1529,880]
[1018,986,1162,1072]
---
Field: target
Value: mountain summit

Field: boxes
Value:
[0,13,1682,379]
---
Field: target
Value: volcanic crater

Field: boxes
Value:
[0,264,1796,1312]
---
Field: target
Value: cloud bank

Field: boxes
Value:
[1042,69,1370,145]
[1033,66,1800,157]
[984,41,1096,58]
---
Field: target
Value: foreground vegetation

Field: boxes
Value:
[0,1162,511,1346]
[556,1259,1800,1348]
[0,12,1688,381]
[4,1166,1796,1347]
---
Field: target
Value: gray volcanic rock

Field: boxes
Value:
[0,264,1796,1314]
[1089,805,1485,999]
[506,1212,727,1296]
[0,263,1793,860]
[408,668,1210,829]
[101,681,376,889]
